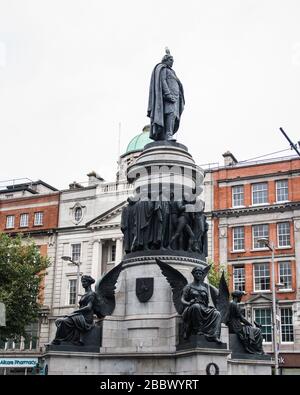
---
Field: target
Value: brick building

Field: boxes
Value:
[0,179,59,375]
[209,152,300,374]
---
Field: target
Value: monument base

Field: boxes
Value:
[43,348,230,375]
[43,346,272,375]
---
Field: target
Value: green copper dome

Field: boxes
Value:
[125,125,152,154]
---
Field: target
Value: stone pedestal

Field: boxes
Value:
[100,255,208,354]
[44,348,231,375]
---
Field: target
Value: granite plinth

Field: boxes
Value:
[144,140,189,152]
[46,325,102,353]
[177,333,227,351]
[229,333,271,361]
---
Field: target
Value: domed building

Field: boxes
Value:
[117,125,152,182]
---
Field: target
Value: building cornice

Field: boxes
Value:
[212,201,300,218]
[216,167,300,184]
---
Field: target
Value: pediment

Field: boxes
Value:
[86,201,127,229]
[246,293,272,304]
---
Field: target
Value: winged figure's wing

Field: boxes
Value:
[217,271,230,324]
[155,258,188,314]
[94,261,123,318]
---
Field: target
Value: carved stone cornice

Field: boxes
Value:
[212,201,300,218]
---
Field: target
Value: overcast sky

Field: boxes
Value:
[1,0,300,189]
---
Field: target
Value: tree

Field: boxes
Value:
[0,233,49,341]
[207,259,230,289]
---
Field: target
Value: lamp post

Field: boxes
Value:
[61,256,81,305]
[257,238,280,375]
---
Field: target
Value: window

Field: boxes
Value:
[254,308,272,342]
[233,227,245,251]
[6,215,15,229]
[71,243,81,263]
[280,307,294,343]
[253,224,269,249]
[277,222,291,247]
[232,185,244,207]
[109,243,116,262]
[233,266,245,292]
[279,262,292,290]
[23,322,38,350]
[34,212,43,226]
[74,207,82,222]
[19,213,29,227]
[68,279,77,305]
[276,180,288,202]
[254,263,270,291]
[252,183,268,205]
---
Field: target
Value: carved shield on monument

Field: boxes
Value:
[136,278,154,303]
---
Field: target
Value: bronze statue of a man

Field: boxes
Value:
[147,48,185,141]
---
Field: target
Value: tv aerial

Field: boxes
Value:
[279,127,300,157]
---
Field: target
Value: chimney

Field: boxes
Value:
[87,171,105,186]
[69,181,83,190]
[222,151,238,166]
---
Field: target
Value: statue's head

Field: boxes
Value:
[191,265,211,282]
[231,290,244,302]
[81,275,95,288]
[162,47,174,68]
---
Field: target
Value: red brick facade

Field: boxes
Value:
[0,191,60,304]
[211,157,300,302]
[0,193,59,233]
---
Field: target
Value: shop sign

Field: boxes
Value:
[0,358,38,368]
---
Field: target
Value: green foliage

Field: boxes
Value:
[0,233,49,341]
[207,259,229,288]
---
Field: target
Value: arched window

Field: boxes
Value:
[74,207,82,222]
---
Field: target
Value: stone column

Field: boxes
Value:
[219,219,228,265]
[115,237,123,266]
[91,239,103,280]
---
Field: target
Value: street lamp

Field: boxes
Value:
[257,238,281,375]
[61,256,81,305]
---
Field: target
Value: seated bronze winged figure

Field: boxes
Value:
[51,262,123,346]
[156,258,222,343]
[218,273,264,355]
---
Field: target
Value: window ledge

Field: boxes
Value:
[231,250,246,253]
[33,224,44,227]
[276,246,292,250]
[251,290,271,294]
[231,205,246,209]
[278,289,293,293]
[250,203,270,207]
[275,200,290,204]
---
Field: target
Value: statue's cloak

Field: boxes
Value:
[147,63,166,140]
